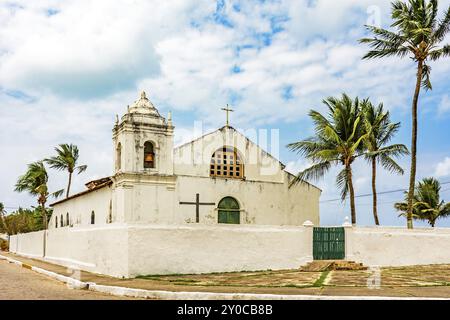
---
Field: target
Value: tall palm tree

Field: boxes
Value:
[360,0,450,229]
[288,94,369,225]
[395,177,450,227]
[14,161,63,229]
[45,144,87,198]
[362,102,409,225]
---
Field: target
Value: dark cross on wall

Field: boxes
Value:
[179,193,215,223]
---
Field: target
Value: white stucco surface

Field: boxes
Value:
[346,227,450,266]
[9,225,450,278]
[127,224,314,276]
[10,224,313,277]
[10,230,45,258]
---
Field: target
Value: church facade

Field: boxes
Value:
[49,91,321,230]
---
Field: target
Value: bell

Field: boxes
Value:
[145,153,154,161]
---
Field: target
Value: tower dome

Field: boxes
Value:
[128,91,161,117]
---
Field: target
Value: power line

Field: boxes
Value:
[320,180,450,204]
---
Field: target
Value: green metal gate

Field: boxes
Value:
[313,227,345,260]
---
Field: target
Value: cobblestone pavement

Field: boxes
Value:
[0,259,132,300]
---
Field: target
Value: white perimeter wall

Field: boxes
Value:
[9,230,45,258]
[346,226,450,266]
[9,224,314,278]
[9,225,450,278]
[10,226,129,277]
[127,224,313,277]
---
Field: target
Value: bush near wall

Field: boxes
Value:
[1,207,52,235]
[0,239,8,252]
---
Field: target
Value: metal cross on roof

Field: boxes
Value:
[221,104,234,127]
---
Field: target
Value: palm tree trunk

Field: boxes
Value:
[347,164,357,225]
[406,60,423,229]
[40,199,47,230]
[66,171,72,198]
[372,158,380,226]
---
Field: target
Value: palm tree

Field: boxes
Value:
[14,161,63,229]
[362,102,409,225]
[288,94,369,225]
[45,144,87,198]
[395,178,450,227]
[0,202,8,234]
[360,0,450,229]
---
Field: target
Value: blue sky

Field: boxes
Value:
[0,0,449,227]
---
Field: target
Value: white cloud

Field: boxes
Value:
[438,95,450,115]
[435,157,450,178]
[1,0,450,228]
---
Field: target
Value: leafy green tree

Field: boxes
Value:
[395,178,450,227]
[0,202,8,235]
[1,207,52,235]
[362,102,409,225]
[360,0,450,229]
[288,94,369,225]
[14,161,63,229]
[45,144,87,198]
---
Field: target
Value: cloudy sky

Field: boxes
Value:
[1,0,449,227]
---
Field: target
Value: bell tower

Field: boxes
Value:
[112,91,174,176]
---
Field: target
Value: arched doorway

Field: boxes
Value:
[218,197,240,224]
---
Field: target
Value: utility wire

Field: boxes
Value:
[320,180,450,203]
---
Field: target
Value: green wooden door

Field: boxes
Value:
[218,197,240,224]
[313,227,345,260]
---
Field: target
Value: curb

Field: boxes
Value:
[1,254,449,300]
[0,254,88,290]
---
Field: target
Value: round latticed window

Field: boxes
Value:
[218,197,240,224]
[210,147,243,179]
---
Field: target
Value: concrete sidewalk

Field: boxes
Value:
[1,252,450,300]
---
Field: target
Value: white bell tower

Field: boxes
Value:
[112,91,174,176]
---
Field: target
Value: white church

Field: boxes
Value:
[13,91,322,277]
[49,91,321,229]
[11,92,450,276]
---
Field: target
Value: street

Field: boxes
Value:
[0,259,131,300]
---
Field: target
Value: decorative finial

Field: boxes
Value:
[115,114,119,125]
[342,216,352,227]
[168,111,172,123]
[140,91,147,99]
[127,105,130,113]
[221,104,234,127]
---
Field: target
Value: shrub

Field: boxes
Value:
[0,239,8,251]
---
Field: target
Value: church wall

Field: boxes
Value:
[45,226,129,277]
[117,182,176,224]
[49,186,113,228]
[346,226,450,267]
[10,230,45,258]
[174,174,320,226]
[174,127,285,183]
[10,226,129,277]
[127,224,314,276]
[9,224,450,277]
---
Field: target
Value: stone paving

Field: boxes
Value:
[2,252,450,298]
[137,269,322,288]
